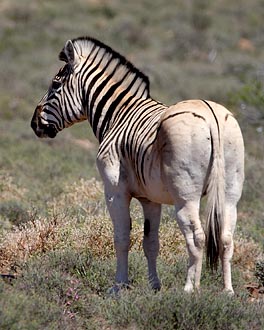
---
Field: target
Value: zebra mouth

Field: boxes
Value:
[31,119,57,138]
[37,124,57,138]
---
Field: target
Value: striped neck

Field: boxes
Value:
[72,37,150,142]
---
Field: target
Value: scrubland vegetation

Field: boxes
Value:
[0,0,264,329]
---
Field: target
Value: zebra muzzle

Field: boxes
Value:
[31,116,57,138]
[31,105,57,138]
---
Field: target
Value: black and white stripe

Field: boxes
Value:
[35,37,167,183]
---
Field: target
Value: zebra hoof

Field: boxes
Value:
[151,280,161,292]
[107,282,131,296]
[222,288,234,296]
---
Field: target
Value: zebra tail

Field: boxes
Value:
[205,127,226,271]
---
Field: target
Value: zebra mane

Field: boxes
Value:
[70,36,150,97]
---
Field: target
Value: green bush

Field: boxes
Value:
[99,275,264,330]
[2,250,262,330]
[0,281,62,330]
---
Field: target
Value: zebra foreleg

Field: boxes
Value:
[139,199,161,291]
[175,200,205,293]
[105,190,131,292]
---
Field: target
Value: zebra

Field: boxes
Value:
[31,37,244,294]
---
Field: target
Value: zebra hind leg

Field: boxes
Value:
[220,203,237,294]
[139,199,162,291]
[175,200,205,293]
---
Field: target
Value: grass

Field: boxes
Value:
[1,178,264,329]
[0,0,264,328]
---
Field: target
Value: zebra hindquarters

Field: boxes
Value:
[158,106,212,292]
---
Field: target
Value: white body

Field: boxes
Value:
[97,99,244,293]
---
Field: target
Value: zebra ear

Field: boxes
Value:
[59,40,75,66]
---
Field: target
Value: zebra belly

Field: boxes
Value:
[133,161,208,205]
[137,180,175,205]
[130,141,210,204]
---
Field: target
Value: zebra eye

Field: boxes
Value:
[52,80,62,90]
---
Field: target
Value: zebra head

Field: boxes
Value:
[31,40,86,138]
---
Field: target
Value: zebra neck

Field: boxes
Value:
[70,37,152,141]
[84,81,149,143]
[96,97,167,160]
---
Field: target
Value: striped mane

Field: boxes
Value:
[70,36,150,97]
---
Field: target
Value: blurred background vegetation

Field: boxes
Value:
[0,0,264,329]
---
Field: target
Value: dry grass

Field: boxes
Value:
[0,178,147,273]
[0,177,262,286]
[0,214,60,273]
[1,177,263,329]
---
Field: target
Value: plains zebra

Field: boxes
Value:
[31,37,244,294]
